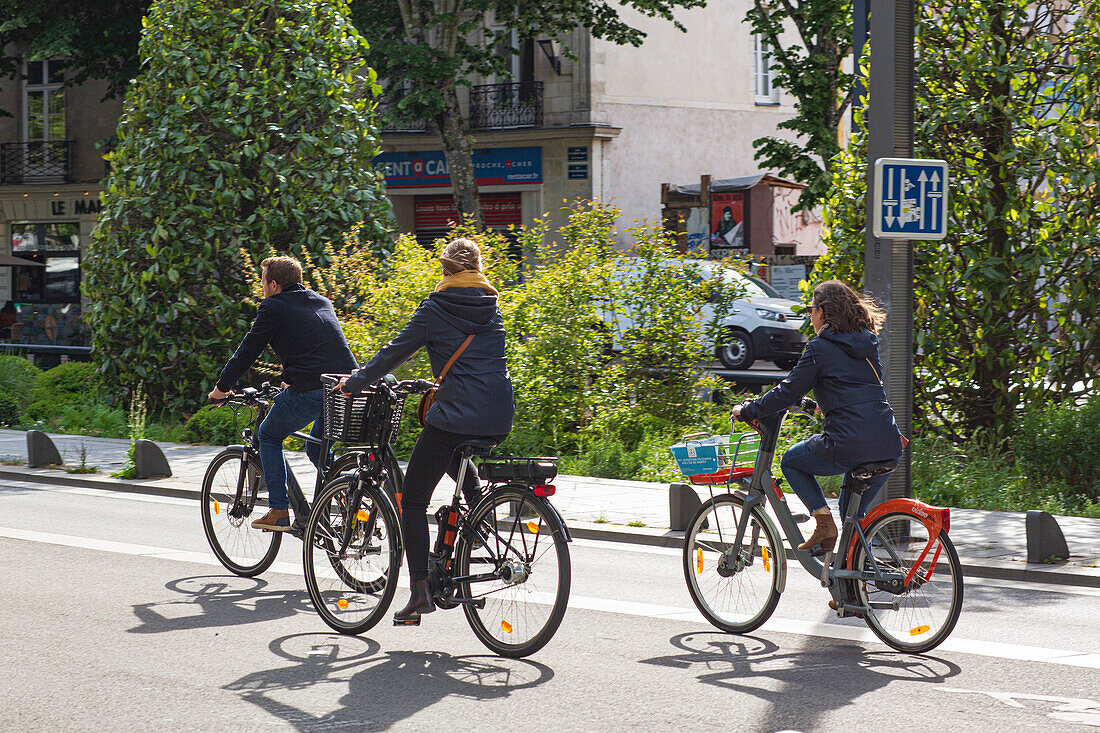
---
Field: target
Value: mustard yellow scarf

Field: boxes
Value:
[434,270,499,295]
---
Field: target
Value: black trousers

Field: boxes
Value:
[401,423,508,581]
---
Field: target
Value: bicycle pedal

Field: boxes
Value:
[792,513,810,524]
[393,615,421,627]
[819,552,834,586]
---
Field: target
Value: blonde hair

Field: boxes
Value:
[439,238,482,275]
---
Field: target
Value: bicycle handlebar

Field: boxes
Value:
[212,381,282,407]
[320,373,436,399]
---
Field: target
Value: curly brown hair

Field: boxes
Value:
[812,279,886,334]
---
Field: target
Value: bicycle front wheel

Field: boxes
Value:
[303,478,401,634]
[683,494,784,634]
[455,487,571,658]
[200,450,280,577]
[852,512,963,653]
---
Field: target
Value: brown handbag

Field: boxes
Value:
[417,334,475,426]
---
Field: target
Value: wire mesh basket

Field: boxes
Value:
[669,431,761,485]
[322,383,406,446]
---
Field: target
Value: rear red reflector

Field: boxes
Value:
[941,507,950,533]
[534,484,556,497]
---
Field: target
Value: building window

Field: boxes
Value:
[11,222,81,303]
[754,35,779,105]
[20,59,68,182]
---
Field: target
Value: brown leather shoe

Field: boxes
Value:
[798,509,838,552]
[251,509,291,531]
[393,578,436,625]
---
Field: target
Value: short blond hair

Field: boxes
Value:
[260,256,303,287]
[439,238,482,275]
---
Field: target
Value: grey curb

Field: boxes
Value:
[4,465,1098,589]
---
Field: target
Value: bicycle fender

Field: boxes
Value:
[539,495,572,543]
[845,497,948,570]
[224,445,247,454]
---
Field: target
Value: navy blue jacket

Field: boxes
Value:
[344,287,515,436]
[741,327,903,465]
[216,283,357,393]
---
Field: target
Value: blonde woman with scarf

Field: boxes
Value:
[339,238,515,624]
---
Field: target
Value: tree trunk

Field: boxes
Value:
[433,82,483,230]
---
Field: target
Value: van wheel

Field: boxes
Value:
[717,330,754,369]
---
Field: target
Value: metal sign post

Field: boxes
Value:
[864,0,915,501]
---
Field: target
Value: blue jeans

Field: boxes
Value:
[780,439,891,518]
[258,389,324,510]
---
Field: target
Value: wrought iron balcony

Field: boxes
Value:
[469,82,543,130]
[378,103,429,133]
[0,141,74,184]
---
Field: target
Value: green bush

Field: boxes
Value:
[1013,394,1100,504]
[0,355,40,407]
[180,405,243,446]
[33,361,101,402]
[0,391,21,426]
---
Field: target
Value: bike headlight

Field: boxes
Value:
[755,308,785,322]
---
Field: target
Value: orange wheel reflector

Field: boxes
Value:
[910,625,930,636]
[213,500,219,515]
[696,547,704,574]
[337,599,349,610]
[501,620,513,633]
[356,510,370,522]
[526,520,540,534]
[761,546,771,573]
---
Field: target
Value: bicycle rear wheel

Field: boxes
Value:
[852,512,963,653]
[455,486,571,658]
[683,494,784,634]
[303,478,400,634]
[200,450,280,577]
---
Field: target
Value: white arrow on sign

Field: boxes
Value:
[919,171,928,228]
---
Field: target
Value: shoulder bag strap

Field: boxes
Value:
[865,357,883,386]
[436,334,475,382]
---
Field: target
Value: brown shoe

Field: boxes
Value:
[251,509,291,531]
[798,509,838,553]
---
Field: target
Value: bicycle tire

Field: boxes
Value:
[683,494,784,634]
[852,511,963,653]
[455,486,571,658]
[200,450,281,577]
[303,478,401,634]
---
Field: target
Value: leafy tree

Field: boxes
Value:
[351,0,706,227]
[0,0,145,105]
[85,0,393,413]
[814,0,1100,440]
[745,0,853,210]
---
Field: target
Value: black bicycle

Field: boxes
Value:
[199,383,403,577]
[302,376,572,658]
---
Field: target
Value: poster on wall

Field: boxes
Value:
[710,192,747,258]
[685,208,709,257]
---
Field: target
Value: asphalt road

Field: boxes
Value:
[1,478,1099,732]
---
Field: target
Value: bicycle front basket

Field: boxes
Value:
[323,385,402,446]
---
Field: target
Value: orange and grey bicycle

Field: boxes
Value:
[675,398,962,653]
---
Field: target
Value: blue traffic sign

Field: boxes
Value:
[872,158,949,240]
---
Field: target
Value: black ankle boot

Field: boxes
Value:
[393,578,435,623]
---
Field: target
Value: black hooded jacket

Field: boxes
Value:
[741,327,903,465]
[344,287,515,436]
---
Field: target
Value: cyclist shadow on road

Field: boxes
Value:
[128,575,314,634]
[224,633,554,731]
[642,631,961,731]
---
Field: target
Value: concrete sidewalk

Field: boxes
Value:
[2,429,1098,587]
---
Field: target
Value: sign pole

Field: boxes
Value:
[864,0,915,500]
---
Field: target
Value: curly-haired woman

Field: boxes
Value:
[731,279,904,555]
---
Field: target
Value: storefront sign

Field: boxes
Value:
[414,193,522,229]
[376,147,542,188]
[48,198,101,216]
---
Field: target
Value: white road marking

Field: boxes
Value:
[2,524,1099,669]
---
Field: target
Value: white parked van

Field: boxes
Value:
[601,259,807,371]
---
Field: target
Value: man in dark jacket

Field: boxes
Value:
[209,256,357,531]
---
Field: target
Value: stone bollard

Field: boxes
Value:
[27,430,63,468]
[669,483,703,531]
[1026,510,1069,564]
[133,439,172,479]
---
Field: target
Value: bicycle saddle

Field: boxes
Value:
[851,459,899,479]
[455,438,502,457]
